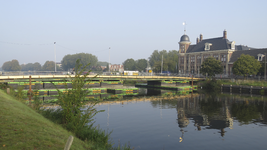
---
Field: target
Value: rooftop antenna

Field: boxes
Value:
[183,22,187,34]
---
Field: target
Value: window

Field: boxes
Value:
[257,54,265,61]
[214,54,219,60]
[190,56,195,63]
[221,54,226,63]
[205,43,212,51]
[197,56,201,63]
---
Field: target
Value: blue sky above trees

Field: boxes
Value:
[1,0,267,66]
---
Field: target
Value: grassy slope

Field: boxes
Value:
[0,90,92,150]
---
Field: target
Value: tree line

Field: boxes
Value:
[123,50,179,73]
[200,54,263,78]
[1,53,108,72]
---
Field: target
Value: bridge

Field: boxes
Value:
[0,75,202,82]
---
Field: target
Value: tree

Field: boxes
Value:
[123,58,136,70]
[97,61,108,66]
[61,53,98,71]
[21,62,42,71]
[232,54,261,78]
[148,50,178,73]
[42,61,56,71]
[200,57,223,77]
[135,59,147,72]
[2,59,21,71]
[33,62,42,71]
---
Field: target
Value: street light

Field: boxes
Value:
[54,42,56,72]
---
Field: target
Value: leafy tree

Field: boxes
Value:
[2,59,21,71]
[21,62,42,71]
[232,54,261,78]
[135,59,147,72]
[61,53,98,71]
[42,61,56,71]
[33,62,42,71]
[97,61,108,66]
[123,58,136,70]
[103,64,109,72]
[148,50,178,73]
[200,57,223,77]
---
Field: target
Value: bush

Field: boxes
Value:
[40,59,113,149]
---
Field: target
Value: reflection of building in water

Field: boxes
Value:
[176,94,267,138]
[176,95,234,136]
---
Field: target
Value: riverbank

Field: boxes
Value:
[218,79,267,87]
[0,90,93,149]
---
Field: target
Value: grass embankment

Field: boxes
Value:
[0,90,92,150]
[219,79,267,87]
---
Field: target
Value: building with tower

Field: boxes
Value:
[177,30,267,76]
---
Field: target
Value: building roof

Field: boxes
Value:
[235,45,255,50]
[180,34,190,42]
[229,48,267,63]
[186,37,230,53]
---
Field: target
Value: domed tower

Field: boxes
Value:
[178,34,191,53]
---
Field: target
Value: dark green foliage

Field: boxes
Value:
[61,53,98,71]
[21,62,42,71]
[2,59,21,71]
[231,102,260,125]
[148,50,179,73]
[135,59,147,72]
[201,78,221,93]
[123,58,136,70]
[0,83,9,90]
[232,54,261,78]
[97,61,109,66]
[200,57,223,77]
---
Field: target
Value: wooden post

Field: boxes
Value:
[7,88,10,94]
[28,75,32,105]
[64,136,74,150]
[191,75,193,93]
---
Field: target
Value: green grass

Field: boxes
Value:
[0,90,93,150]
[219,79,267,87]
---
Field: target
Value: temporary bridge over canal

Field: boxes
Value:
[0,75,202,82]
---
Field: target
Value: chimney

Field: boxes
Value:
[196,37,199,44]
[223,29,227,39]
[200,34,203,41]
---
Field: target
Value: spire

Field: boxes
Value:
[183,22,186,35]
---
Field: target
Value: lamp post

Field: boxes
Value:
[265,53,266,80]
[109,47,110,73]
[54,42,56,72]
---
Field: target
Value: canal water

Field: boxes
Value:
[93,92,267,150]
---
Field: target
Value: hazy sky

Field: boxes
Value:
[1,0,267,66]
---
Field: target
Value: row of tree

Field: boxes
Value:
[123,50,179,73]
[2,60,62,71]
[200,54,263,77]
[122,58,148,72]
[1,53,108,72]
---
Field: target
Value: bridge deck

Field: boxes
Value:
[0,75,202,82]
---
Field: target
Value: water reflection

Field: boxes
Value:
[150,93,267,138]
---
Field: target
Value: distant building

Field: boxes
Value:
[109,64,124,72]
[56,62,62,68]
[177,30,267,76]
[100,66,107,70]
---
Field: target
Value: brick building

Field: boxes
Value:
[177,30,267,76]
[109,64,124,72]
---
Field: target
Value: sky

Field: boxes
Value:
[1,0,267,66]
